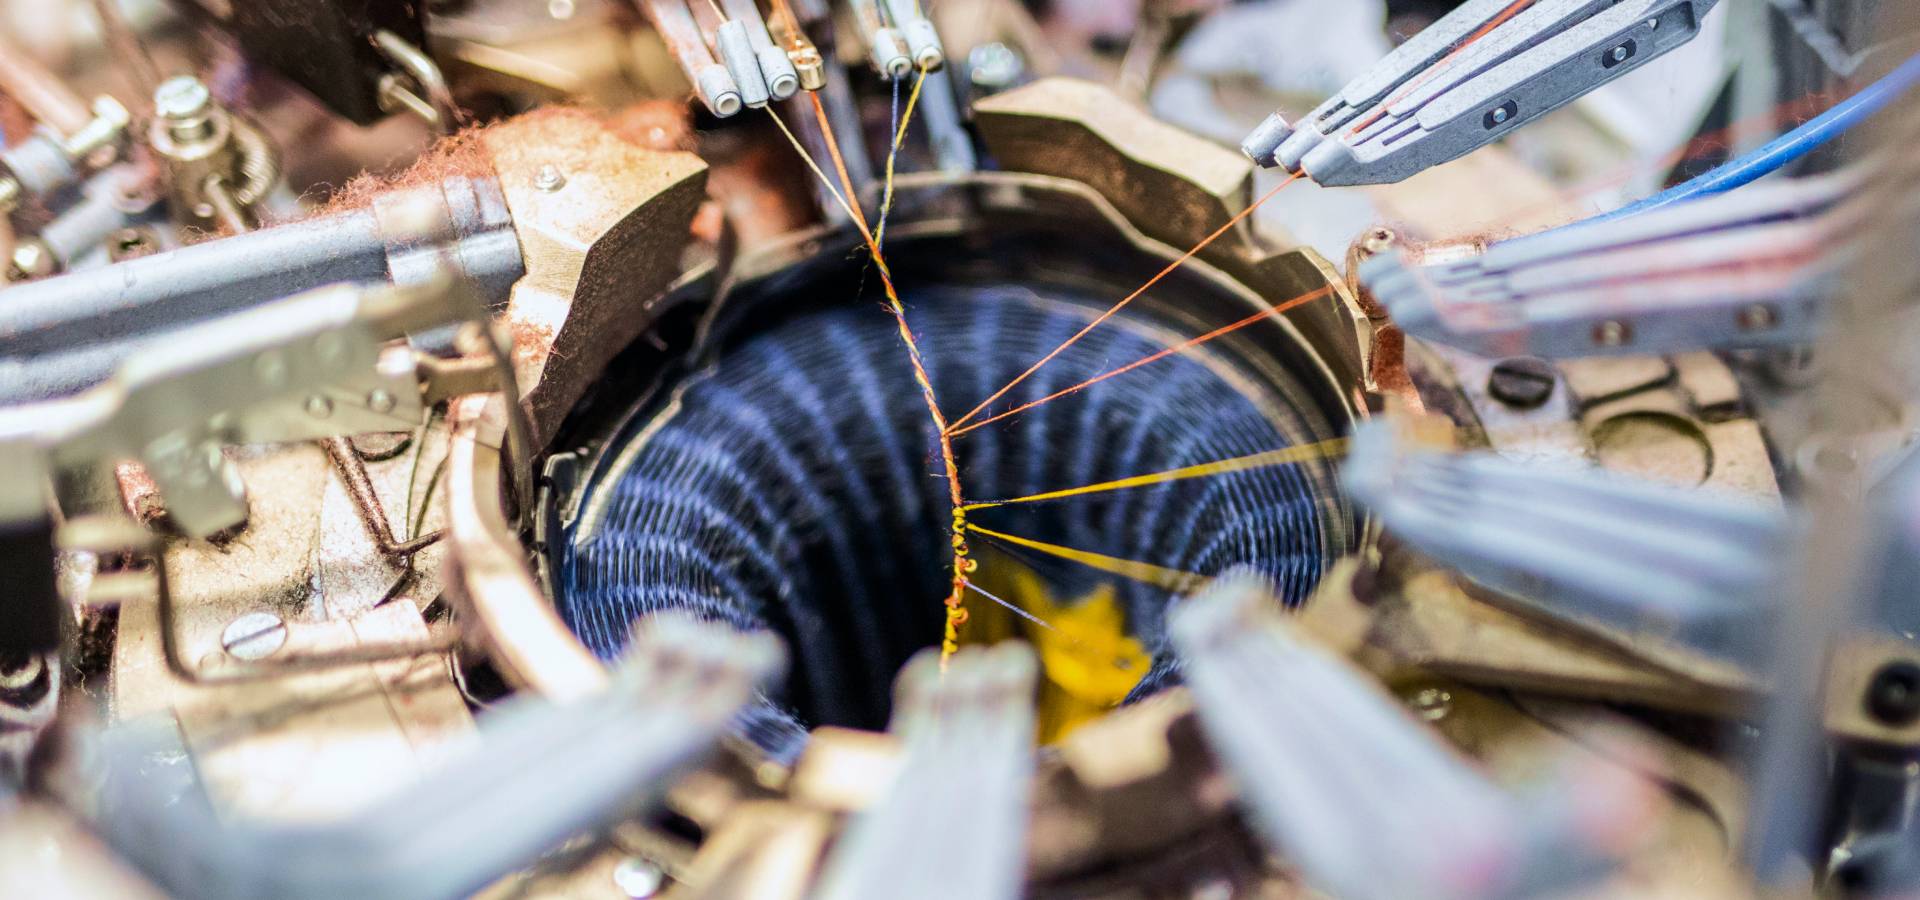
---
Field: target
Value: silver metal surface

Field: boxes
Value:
[812,644,1038,900]
[1245,0,1723,185]
[1361,173,1856,358]
[0,176,520,406]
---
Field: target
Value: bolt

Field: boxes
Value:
[1490,105,1510,124]
[1611,45,1629,62]
[154,76,217,142]
[534,164,567,192]
[63,96,130,159]
[967,42,1025,93]
[1737,303,1778,331]
[1487,357,1556,409]
[612,857,666,898]
[1409,687,1452,721]
[221,611,288,660]
[1592,319,1631,347]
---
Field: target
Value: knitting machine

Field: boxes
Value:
[3,0,1920,898]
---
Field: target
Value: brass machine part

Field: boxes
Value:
[146,77,277,232]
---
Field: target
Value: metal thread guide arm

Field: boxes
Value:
[1242,0,1722,185]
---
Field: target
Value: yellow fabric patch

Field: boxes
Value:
[965,548,1150,743]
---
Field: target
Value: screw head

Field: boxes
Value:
[1611,45,1629,62]
[1487,357,1556,409]
[366,388,397,414]
[1490,106,1510,124]
[153,76,212,121]
[222,612,288,660]
[1866,661,1920,727]
[534,165,567,192]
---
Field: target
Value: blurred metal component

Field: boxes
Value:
[37,167,161,269]
[473,110,708,447]
[0,95,129,204]
[1366,172,1857,358]
[966,42,1024,95]
[1170,571,1643,900]
[190,0,428,124]
[92,613,784,900]
[0,175,519,405]
[0,652,58,791]
[0,278,458,537]
[883,0,945,71]
[373,29,459,133]
[720,0,800,101]
[768,11,826,91]
[321,436,444,558]
[812,644,1037,900]
[849,0,912,79]
[147,76,278,230]
[1343,420,1789,664]
[642,0,744,116]
[715,19,772,109]
[1245,0,1723,184]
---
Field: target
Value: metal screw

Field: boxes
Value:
[366,388,397,414]
[1490,105,1510,124]
[1866,661,1920,727]
[612,857,666,898]
[1487,357,1556,409]
[1409,687,1453,721]
[305,395,334,418]
[534,164,567,192]
[1610,45,1629,63]
[1592,319,1631,347]
[108,227,158,261]
[154,76,216,142]
[1737,303,1778,331]
[221,612,288,660]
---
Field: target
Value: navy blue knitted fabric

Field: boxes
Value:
[558,285,1329,759]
